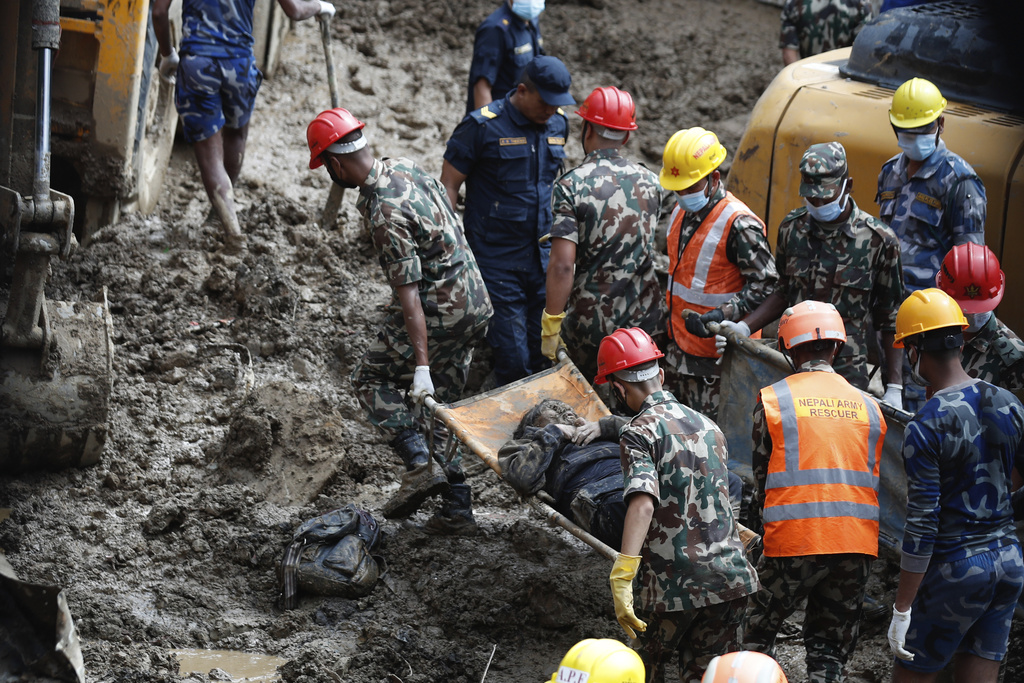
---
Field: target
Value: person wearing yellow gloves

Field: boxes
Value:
[595,328,759,682]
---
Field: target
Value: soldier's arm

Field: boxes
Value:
[779,0,801,65]
[749,397,771,535]
[872,230,906,386]
[152,0,174,59]
[947,174,987,246]
[395,283,429,367]
[276,0,331,21]
[440,160,468,211]
[497,426,563,496]
[620,491,656,556]
[473,79,493,111]
[726,216,779,318]
[545,238,576,316]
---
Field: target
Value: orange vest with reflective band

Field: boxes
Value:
[759,371,884,558]
[666,192,764,358]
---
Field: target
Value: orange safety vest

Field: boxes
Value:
[666,192,765,358]
[759,371,884,558]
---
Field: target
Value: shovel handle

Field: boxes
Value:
[317,15,341,108]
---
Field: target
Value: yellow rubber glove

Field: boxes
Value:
[609,553,646,639]
[541,310,567,361]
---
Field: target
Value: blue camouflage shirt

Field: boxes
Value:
[444,94,568,272]
[181,0,255,58]
[876,139,986,293]
[900,379,1024,572]
[465,3,543,114]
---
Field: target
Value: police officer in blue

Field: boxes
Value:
[442,55,573,386]
[466,0,545,115]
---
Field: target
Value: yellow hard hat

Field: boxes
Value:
[659,127,727,191]
[549,639,645,683]
[893,288,968,348]
[889,78,947,129]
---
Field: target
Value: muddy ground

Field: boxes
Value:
[3,0,1023,681]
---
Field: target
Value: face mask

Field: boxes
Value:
[511,0,544,20]
[908,347,930,387]
[804,180,848,223]
[677,183,710,213]
[965,311,993,333]
[326,161,357,189]
[897,131,937,162]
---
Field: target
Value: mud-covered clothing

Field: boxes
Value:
[181,0,255,58]
[744,553,872,683]
[620,390,759,613]
[773,200,904,390]
[497,415,627,549]
[638,596,750,683]
[780,0,873,59]
[900,379,1024,572]
[876,139,987,294]
[175,54,262,142]
[465,2,542,114]
[350,157,493,440]
[963,315,1024,395]
[550,148,668,378]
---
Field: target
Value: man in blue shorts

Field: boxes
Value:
[887,288,1024,683]
[153,0,334,252]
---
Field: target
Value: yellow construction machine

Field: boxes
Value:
[727,0,1024,332]
[0,0,291,472]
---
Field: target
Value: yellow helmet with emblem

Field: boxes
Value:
[659,127,727,191]
[549,638,644,683]
[889,78,947,129]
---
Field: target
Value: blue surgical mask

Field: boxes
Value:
[676,185,710,213]
[511,0,544,20]
[965,311,993,333]
[804,180,848,223]
[897,131,937,162]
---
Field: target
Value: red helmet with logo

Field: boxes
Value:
[307,108,366,169]
[935,242,1005,314]
[576,86,639,131]
[594,328,664,385]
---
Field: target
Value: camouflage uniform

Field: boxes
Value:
[744,360,876,683]
[877,138,986,410]
[550,148,668,379]
[350,158,493,440]
[776,143,904,390]
[897,379,1024,672]
[665,184,778,420]
[962,315,1024,396]
[620,389,759,681]
[780,0,874,59]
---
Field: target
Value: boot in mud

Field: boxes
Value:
[382,429,449,519]
[422,483,478,535]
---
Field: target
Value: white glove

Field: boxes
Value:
[158,48,179,83]
[882,383,904,411]
[318,0,336,18]
[410,365,434,403]
[887,605,915,661]
[715,320,750,356]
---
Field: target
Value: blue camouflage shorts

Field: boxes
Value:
[898,543,1024,673]
[174,54,262,143]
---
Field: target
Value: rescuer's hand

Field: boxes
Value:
[685,308,724,338]
[715,320,750,357]
[159,48,179,83]
[609,554,647,640]
[887,605,915,661]
[318,1,336,18]
[882,384,904,411]
[410,366,434,404]
[541,310,567,361]
[572,420,601,446]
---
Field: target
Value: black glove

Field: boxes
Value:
[684,308,725,338]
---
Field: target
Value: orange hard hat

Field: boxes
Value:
[777,300,847,350]
[702,651,788,683]
[306,108,366,169]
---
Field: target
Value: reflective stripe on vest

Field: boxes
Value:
[760,372,884,558]
[666,192,764,358]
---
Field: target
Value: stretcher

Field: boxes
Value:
[422,350,759,562]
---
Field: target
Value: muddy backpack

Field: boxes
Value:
[279,505,381,609]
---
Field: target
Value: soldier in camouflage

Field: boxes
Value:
[306,108,493,533]
[887,289,1024,681]
[780,0,874,66]
[597,328,758,683]
[877,78,986,412]
[737,142,905,405]
[543,86,669,381]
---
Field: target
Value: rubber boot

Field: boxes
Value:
[382,429,449,519]
[422,483,477,535]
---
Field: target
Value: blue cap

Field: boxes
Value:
[523,56,574,107]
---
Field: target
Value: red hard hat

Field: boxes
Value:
[576,87,639,131]
[594,328,664,385]
[935,242,1005,314]
[307,108,366,169]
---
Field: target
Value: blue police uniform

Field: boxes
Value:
[176,0,262,143]
[444,94,569,385]
[465,3,543,115]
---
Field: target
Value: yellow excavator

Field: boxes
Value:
[0,0,291,472]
